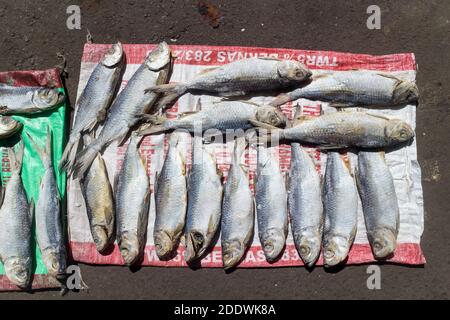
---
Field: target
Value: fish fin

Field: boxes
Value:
[8,140,24,174]
[59,134,81,172]
[0,180,4,208]
[218,90,246,97]
[72,146,98,178]
[376,72,402,82]
[26,127,52,168]
[295,115,315,123]
[178,111,199,118]
[194,98,202,112]
[153,171,159,195]
[291,103,304,126]
[140,113,166,125]
[248,119,279,130]
[269,93,292,107]
[364,112,392,121]
[29,199,35,222]
[136,122,166,136]
[379,151,386,161]
[318,144,348,150]
[197,66,220,75]
[329,102,355,109]
[117,131,131,148]
[257,57,281,61]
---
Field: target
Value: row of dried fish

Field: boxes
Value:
[0,131,66,289]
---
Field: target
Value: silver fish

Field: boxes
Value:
[356,151,399,259]
[153,133,187,259]
[59,42,124,172]
[270,70,419,107]
[288,143,323,267]
[28,129,66,279]
[80,148,115,253]
[137,100,287,136]
[274,111,414,149]
[0,116,23,139]
[221,137,254,270]
[0,141,33,288]
[322,152,358,267]
[146,57,311,107]
[184,135,223,263]
[0,83,65,114]
[73,42,172,178]
[255,145,288,262]
[115,134,151,265]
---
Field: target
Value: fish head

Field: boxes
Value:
[32,88,65,109]
[0,116,23,133]
[41,247,67,278]
[101,42,124,67]
[323,235,350,267]
[256,106,288,128]
[392,80,419,105]
[145,42,171,71]
[222,240,244,270]
[261,228,286,262]
[294,229,322,267]
[384,119,414,145]
[154,230,176,259]
[118,232,141,265]
[368,228,397,259]
[92,225,112,252]
[277,60,312,82]
[3,256,32,289]
[184,230,206,263]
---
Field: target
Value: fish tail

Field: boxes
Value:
[72,144,99,178]
[8,139,24,174]
[270,92,294,107]
[27,127,52,169]
[136,122,168,137]
[146,83,187,110]
[233,136,247,161]
[59,133,82,172]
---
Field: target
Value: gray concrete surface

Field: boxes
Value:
[0,0,449,299]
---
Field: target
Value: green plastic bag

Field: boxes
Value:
[0,72,67,283]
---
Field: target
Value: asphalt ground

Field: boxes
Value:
[0,0,449,299]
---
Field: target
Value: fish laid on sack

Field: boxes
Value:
[73,42,172,178]
[59,42,124,172]
[145,57,312,108]
[0,116,23,139]
[80,135,115,253]
[115,134,151,266]
[356,151,400,259]
[0,142,33,288]
[184,135,223,263]
[261,111,414,149]
[322,152,358,267]
[288,143,323,267]
[221,137,254,270]
[0,83,64,114]
[270,70,419,107]
[137,100,288,136]
[255,145,288,262]
[153,133,188,259]
[28,129,66,280]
